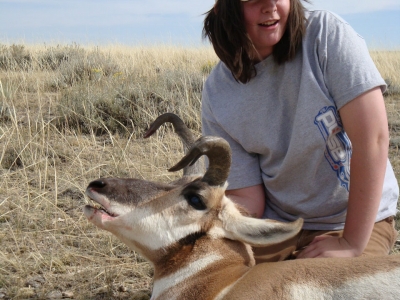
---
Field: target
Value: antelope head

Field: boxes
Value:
[83,114,303,268]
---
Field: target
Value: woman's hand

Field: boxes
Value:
[297,235,361,259]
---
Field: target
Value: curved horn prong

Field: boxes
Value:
[144,113,204,176]
[169,136,231,186]
[144,113,196,149]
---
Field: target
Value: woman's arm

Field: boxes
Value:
[226,184,266,218]
[298,87,389,258]
[340,86,389,254]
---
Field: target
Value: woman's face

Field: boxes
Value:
[241,0,291,60]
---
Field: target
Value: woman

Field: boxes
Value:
[201,0,399,262]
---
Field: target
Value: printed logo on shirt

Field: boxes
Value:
[314,106,352,191]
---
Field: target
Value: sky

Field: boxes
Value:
[0,0,399,49]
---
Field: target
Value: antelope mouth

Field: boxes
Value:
[84,202,118,217]
[85,189,119,218]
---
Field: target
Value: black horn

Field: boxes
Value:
[144,113,204,176]
[168,136,231,186]
[144,113,196,149]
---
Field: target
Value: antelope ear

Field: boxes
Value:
[220,202,303,246]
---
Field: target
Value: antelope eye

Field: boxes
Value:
[185,194,207,210]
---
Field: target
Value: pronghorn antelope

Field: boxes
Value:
[84,113,400,300]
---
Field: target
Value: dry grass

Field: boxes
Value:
[0,44,399,299]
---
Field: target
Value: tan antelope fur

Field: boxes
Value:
[83,113,400,300]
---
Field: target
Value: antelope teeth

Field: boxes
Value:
[89,201,117,217]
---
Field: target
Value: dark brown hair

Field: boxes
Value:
[203,0,309,83]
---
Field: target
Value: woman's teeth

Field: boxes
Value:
[260,20,278,26]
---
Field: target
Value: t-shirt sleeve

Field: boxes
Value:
[201,85,263,190]
[316,12,387,110]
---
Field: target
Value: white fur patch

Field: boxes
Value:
[288,268,400,299]
[121,205,203,251]
[214,281,236,300]
[151,253,223,300]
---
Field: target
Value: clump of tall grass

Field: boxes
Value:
[0,44,32,71]
[56,66,205,135]
[53,45,120,88]
[0,43,119,77]
[0,44,217,135]
[371,51,400,96]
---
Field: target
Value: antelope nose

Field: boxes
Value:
[88,180,106,189]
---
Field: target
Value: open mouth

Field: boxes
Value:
[260,20,279,27]
[85,197,118,218]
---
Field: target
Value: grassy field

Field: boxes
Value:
[0,44,399,299]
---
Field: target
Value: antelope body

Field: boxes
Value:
[83,113,400,300]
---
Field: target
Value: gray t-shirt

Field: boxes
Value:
[201,10,399,230]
